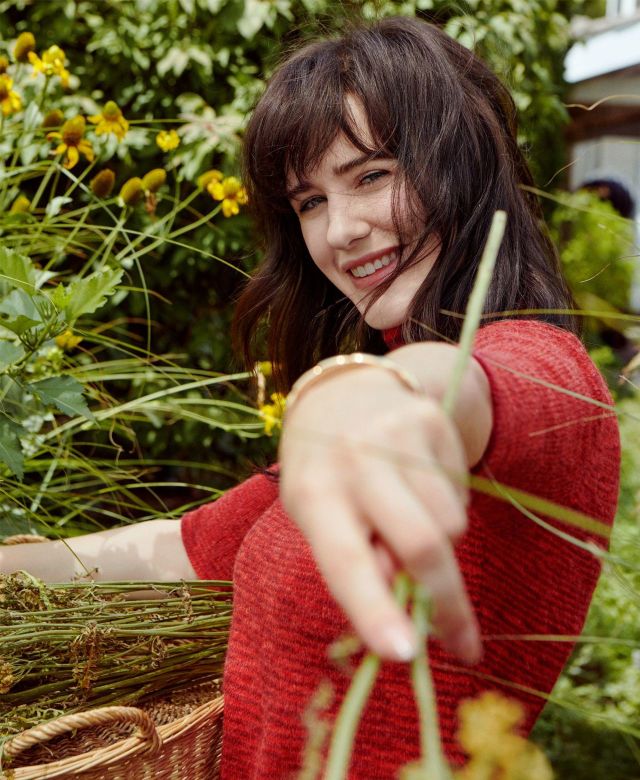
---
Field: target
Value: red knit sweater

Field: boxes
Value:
[181,320,620,778]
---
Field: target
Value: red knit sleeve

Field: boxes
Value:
[436,318,622,748]
[180,471,279,581]
[471,319,619,528]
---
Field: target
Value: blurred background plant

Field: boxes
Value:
[0,23,273,542]
[0,0,639,776]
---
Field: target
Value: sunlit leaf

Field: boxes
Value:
[0,247,37,295]
[64,268,124,322]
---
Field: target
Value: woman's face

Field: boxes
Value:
[286,100,439,330]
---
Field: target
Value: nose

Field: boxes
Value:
[326,194,371,250]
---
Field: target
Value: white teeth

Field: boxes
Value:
[349,253,395,278]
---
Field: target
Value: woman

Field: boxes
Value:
[2,17,619,777]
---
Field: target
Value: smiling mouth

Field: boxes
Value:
[349,251,398,278]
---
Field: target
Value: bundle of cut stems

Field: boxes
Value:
[0,573,231,738]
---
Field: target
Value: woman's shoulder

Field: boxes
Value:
[473,318,604,392]
[475,318,580,348]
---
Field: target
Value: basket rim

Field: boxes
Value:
[2,694,224,780]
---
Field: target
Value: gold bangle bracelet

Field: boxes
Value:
[285,353,423,415]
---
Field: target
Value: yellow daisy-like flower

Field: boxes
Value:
[89,100,129,141]
[457,691,523,756]
[119,177,144,207]
[259,392,286,436]
[454,691,553,780]
[257,360,273,378]
[13,32,35,63]
[197,169,223,190]
[0,55,9,74]
[0,74,22,116]
[28,45,70,88]
[208,176,248,218]
[55,329,82,351]
[47,115,94,169]
[142,168,167,194]
[155,129,180,152]
[90,169,116,198]
[42,108,64,129]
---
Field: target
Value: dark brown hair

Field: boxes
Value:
[233,16,577,392]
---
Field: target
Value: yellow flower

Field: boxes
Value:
[90,169,116,198]
[13,32,35,63]
[42,108,64,129]
[9,195,31,214]
[47,115,94,169]
[119,177,144,206]
[197,169,223,190]
[0,74,22,116]
[455,692,553,780]
[458,691,523,756]
[257,361,273,378]
[0,55,9,74]
[142,168,166,193]
[259,392,286,436]
[28,45,70,88]
[155,129,180,152]
[89,100,129,141]
[55,329,82,351]
[208,176,248,218]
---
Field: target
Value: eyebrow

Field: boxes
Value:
[286,150,393,200]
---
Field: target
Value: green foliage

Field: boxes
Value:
[533,397,640,778]
[0,247,119,478]
[0,32,274,537]
[550,191,636,314]
[0,0,589,475]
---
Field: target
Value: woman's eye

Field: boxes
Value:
[360,170,389,186]
[299,196,324,213]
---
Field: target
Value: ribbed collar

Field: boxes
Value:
[382,326,404,351]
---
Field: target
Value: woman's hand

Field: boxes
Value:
[279,345,492,664]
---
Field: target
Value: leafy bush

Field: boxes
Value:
[0,35,277,538]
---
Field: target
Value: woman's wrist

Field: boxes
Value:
[286,353,423,417]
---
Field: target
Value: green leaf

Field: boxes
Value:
[64,268,124,323]
[0,246,38,295]
[48,283,72,312]
[0,289,43,334]
[29,376,94,421]
[0,341,25,369]
[0,415,25,479]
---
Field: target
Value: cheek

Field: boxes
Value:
[300,223,331,272]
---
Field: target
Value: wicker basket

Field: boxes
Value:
[1,535,226,778]
[0,684,224,779]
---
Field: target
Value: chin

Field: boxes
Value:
[362,307,406,331]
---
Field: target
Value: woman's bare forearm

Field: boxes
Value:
[0,520,197,583]
[390,342,493,467]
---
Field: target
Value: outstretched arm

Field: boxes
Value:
[279,341,492,665]
[0,519,197,583]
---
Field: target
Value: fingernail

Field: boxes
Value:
[384,626,418,662]
[456,628,482,665]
